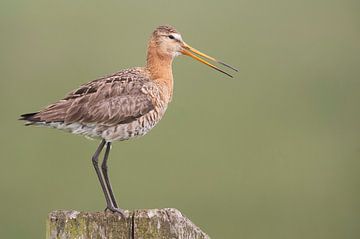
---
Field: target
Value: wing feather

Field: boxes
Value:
[31,68,155,126]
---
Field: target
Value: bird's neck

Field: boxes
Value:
[146,45,174,80]
[146,42,174,102]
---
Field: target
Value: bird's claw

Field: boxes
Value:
[105,206,126,217]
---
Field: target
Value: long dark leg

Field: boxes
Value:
[92,140,120,214]
[101,142,119,208]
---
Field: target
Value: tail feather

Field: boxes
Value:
[19,112,41,125]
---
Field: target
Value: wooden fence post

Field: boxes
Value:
[46,208,210,239]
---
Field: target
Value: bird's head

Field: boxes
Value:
[149,25,238,77]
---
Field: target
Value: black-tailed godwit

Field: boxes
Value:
[20,25,237,216]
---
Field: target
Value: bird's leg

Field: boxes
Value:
[102,142,118,207]
[101,142,124,215]
[92,139,123,216]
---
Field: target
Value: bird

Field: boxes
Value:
[20,25,237,216]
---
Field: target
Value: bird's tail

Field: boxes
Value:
[19,112,40,125]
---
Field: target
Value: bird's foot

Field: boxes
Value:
[105,206,126,217]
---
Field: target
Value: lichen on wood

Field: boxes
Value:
[46,208,210,239]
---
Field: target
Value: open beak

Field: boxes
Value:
[180,42,238,78]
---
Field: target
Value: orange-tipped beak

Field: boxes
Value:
[180,42,238,78]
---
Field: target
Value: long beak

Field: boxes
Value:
[180,42,238,78]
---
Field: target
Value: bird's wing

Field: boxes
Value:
[31,69,156,126]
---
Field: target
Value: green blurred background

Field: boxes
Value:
[1,0,359,238]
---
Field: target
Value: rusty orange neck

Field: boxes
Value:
[146,41,174,101]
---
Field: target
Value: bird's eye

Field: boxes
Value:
[168,35,175,40]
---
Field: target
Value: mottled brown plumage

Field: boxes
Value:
[20,25,237,216]
[21,68,166,141]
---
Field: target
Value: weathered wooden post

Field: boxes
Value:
[46,208,210,239]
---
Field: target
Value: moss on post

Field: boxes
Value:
[46,208,210,239]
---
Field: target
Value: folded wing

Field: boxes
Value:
[21,70,155,126]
